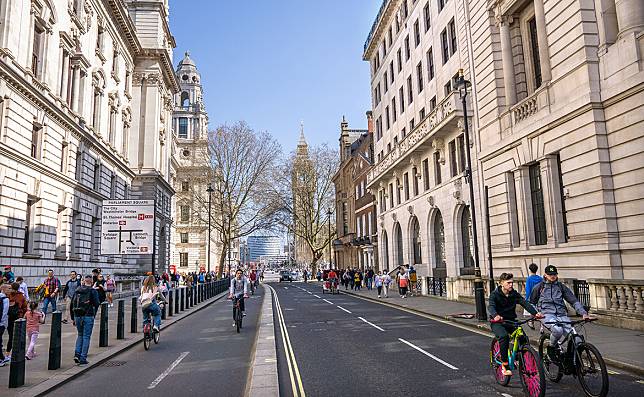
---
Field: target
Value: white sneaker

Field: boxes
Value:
[233,322,236,327]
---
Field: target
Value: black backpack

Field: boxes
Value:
[72,287,93,317]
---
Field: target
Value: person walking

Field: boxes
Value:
[70,275,100,366]
[62,271,81,324]
[93,273,107,304]
[354,271,361,291]
[523,263,542,321]
[105,275,116,307]
[409,266,418,296]
[25,301,44,360]
[2,266,14,283]
[16,277,29,302]
[374,271,383,298]
[40,269,61,317]
[398,267,409,298]
[382,270,392,298]
[6,282,28,360]
[0,285,9,366]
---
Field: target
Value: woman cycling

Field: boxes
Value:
[139,275,167,333]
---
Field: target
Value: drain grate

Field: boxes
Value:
[102,361,127,367]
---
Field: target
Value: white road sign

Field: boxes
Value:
[101,200,155,255]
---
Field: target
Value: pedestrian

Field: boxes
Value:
[375,271,383,298]
[354,271,361,291]
[0,284,9,366]
[398,267,409,298]
[105,275,116,307]
[70,275,100,366]
[25,301,44,360]
[523,263,542,320]
[6,282,28,360]
[409,266,417,296]
[349,269,355,290]
[316,270,322,282]
[2,266,14,283]
[16,276,29,302]
[366,268,374,290]
[382,270,392,298]
[93,273,107,303]
[343,270,351,290]
[62,271,81,324]
[39,269,61,316]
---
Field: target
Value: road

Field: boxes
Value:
[45,285,266,397]
[272,281,644,397]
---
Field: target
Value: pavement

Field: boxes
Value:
[0,284,227,396]
[271,281,644,397]
[335,283,644,376]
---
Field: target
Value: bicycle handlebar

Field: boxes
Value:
[490,317,542,325]
[544,318,597,326]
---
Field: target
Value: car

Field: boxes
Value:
[279,270,293,282]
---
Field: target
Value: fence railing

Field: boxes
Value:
[426,277,447,297]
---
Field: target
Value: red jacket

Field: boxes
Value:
[9,291,28,318]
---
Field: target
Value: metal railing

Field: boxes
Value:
[427,276,447,297]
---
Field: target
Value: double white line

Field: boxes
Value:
[268,285,306,397]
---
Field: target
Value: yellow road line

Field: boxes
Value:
[269,285,306,397]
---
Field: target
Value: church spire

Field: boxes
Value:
[297,121,308,156]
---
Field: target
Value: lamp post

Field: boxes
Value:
[457,69,487,321]
[327,208,333,269]
[206,183,213,273]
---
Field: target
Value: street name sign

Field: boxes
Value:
[101,200,155,255]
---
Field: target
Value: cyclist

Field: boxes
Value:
[327,268,338,291]
[529,264,591,359]
[489,272,543,376]
[140,275,166,333]
[249,269,258,292]
[228,269,249,327]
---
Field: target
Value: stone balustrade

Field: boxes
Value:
[588,279,644,314]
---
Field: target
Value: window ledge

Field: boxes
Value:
[22,253,42,259]
[107,258,116,263]
[69,255,81,261]
[54,255,68,261]
[90,258,101,263]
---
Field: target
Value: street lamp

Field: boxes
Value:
[206,183,213,273]
[327,208,333,269]
[457,69,487,321]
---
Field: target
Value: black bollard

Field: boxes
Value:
[117,300,125,340]
[168,290,174,317]
[131,297,138,334]
[9,318,27,388]
[198,284,202,303]
[188,287,192,308]
[99,302,109,347]
[161,295,167,320]
[175,288,180,313]
[48,311,62,370]
[180,287,185,311]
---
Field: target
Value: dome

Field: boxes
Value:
[176,51,197,71]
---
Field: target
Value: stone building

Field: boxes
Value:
[364,0,479,290]
[170,51,220,274]
[332,113,378,271]
[0,0,177,284]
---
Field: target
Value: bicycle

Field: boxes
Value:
[232,295,243,333]
[142,302,163,350]
[539,318,608,397]
[490,318,546,397]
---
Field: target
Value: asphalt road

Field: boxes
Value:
[45,285,265,397]
[272,281,644,397]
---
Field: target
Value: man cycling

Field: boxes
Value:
[529,264,591,359]
[489,272,543,376]
[327,269,338,290]
[249,269,258,292]
[228,269,249,327]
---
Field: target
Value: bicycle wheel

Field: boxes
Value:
[518,345,546,397]
[538,334,563,382]
[143,333,151,350]
[576,342,609,397]
[490,338,511,386]
[236,309,242,333]
[153,329,160,344]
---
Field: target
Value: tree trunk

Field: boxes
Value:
[217,241,228,279]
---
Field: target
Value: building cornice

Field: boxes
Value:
[363,0,400,60]
[137,49,180,93]
[104,0,142,54]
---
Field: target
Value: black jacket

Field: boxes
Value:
[488,286,537,320]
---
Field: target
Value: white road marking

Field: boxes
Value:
[398,338,458,370]
[313,294,321,298]
[148,351,190,389]
[306,291,312,294]
[337,306,352,314]
[636,380,644,385]
[501,393,513,397]
[607,369,620,375]
[358,316,385,332]
[322,299,334,305]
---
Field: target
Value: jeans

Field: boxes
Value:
[544,314,573,346]
[42,297,57,315]
[26,331,38,359]
[0,325,5,356]
[142,301,162,329]
[74,316,94,362]
[377,286,382,296]
[491,322,516,363]
[366,278,373,290]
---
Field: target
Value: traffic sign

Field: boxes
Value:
[101,200,155,255]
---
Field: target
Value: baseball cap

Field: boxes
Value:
[544,265,558,275]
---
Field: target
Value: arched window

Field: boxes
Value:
[461,206,475,275]
[411,216,421,265]
[381,230,389,270]
[180,91,190,107]
[433,210,446,278]
[394,222,404,268]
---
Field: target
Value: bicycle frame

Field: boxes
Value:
[543,321,586,375]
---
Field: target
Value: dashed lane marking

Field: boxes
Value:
[337,306,352,314]
[398,338,458,370]
[313,294,321,299]
[608,369,620,375]
[322,299,334,305]
[148,351,190,389]
[358,316,385,332]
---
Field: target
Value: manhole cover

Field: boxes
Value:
[102,361,127,367]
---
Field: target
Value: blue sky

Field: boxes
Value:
[169,0,380,153]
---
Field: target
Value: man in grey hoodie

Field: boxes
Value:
[0,286,9,366]
[529,264,591,357]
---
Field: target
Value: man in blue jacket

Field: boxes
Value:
[70,275,100,366]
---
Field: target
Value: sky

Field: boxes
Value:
[169,0,381,154]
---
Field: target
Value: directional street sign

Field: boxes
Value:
[101,200,155,255]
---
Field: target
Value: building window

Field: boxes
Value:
[424,3,431,31]
[396,179,401,204]
[93,160,101,192]
[182,181,189,191]
[404,35,411,60]
[412,167,419,196]
[457,134,466,173]
[427,48,435,80]
[399,87,405,113]
[403,173,410,201]
[90,217,100,261]
[180,233,189,243]
[528,17,542,89]
[72,0,84,17]
[461,206,474,274]
[414,19,421,47]
[180,205,190,222]
[178,117,188,138]
[416,61,424,93]
[385,106,390,130]
[384,71,389,92]
[24,198,38,254]
[407,76,413,104]
[392,97,397,122]
[389,183,394,208]
[433,211,446,271]
[389,61,395,83]
[31,25,45,79]
[61,141,69,174]
[449,139,458,177]
[409,118,415,130]
[506,172,520,247]
[342,202,349,235]
[448,19,457,55]
[397,48,402,72]
[401,127,406,139]
[434,151,442,185]
[420,107,426,119]
[411,216,422,265]
[444,81,452,97]
[430,96,437,110]
[556,154,569,242]
[110,172,117,199]
[180,252,188,267]
[388,26,393,46]
[31,124,42,159]
[423,158,430,190]
[529,163,547,245]
[438,0,447,13]
[75,146,84,182]
[441,29,449,64]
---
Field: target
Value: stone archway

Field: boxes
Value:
[431,209,447,278]
[409,216,422,266]
[394,222,404,269]
[381,230,389,271]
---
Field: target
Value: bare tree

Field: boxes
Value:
[194,122,282,277]
[273,143,338,274]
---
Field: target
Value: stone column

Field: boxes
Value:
[533,0,552,83]
[513,167,533,247]
[615,0,644,38]
[499,17,517,107]
[71,66,81,112]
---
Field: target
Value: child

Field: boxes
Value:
[25,301,45,359]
